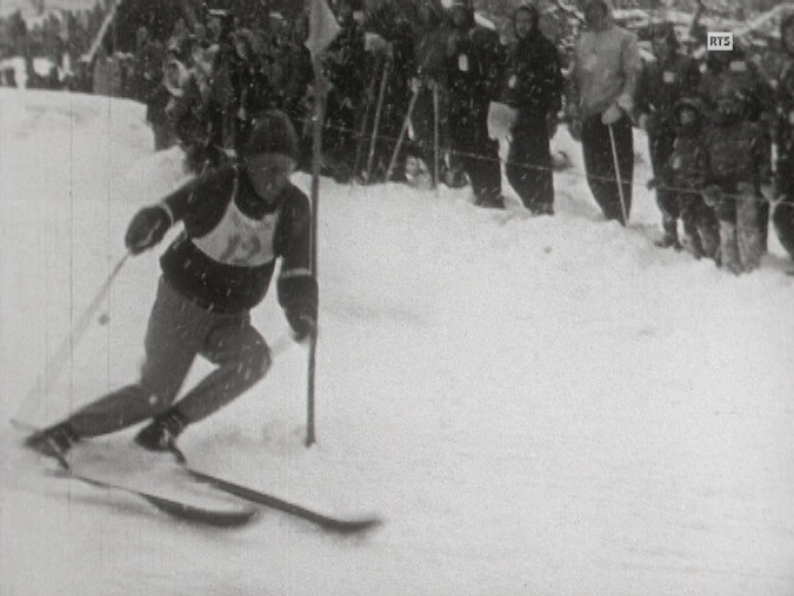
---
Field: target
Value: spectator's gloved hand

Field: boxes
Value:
[702,185,722,207]
[568,119,582,142]
[601,104,624,126]
[125,205,171,255]
[546,113,558,138]
[287,312,317,343]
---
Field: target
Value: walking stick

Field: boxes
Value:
[351,56,383,184]
[386,81,421,182]
[366,57,391,183]
[608,124,630,226]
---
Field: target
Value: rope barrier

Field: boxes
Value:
[280,112,784,208]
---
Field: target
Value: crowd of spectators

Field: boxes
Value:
[2,0,793,274]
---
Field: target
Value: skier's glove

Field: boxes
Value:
[287,312,317,343]
[125,205,172,254]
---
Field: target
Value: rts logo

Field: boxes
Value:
[707,32,734,51]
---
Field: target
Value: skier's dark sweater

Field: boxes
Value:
[158,162,315,317]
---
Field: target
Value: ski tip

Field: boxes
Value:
[141,494,260,528]
[326,515,383,536]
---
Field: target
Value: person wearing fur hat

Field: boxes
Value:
[503,4,563,215]
[565,0,641,225]
[636,21,701,248]
[772,11,794,261]
[26,111,318,464]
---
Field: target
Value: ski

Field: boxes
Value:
[13,419,258,528]
[185,468,382,535]
[63,468,259,528]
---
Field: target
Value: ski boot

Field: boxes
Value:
[25,422,80,468]
[134,410,188,464]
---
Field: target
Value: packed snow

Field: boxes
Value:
[1,88,793,596]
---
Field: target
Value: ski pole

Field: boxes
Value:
[385,81,420,182]
[351,56,382,184]
[366,57,391,183]
[608,123,630,226]
[16,252,130,421]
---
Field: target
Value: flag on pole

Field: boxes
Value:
[305,0,342,59]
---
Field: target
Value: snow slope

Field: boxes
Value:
[1,88,793,596]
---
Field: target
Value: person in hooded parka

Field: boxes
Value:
[503,4,563,215]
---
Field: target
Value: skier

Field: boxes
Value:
[26,110,318,463]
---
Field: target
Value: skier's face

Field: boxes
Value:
[244,153,296,204]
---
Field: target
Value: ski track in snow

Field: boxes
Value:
[1,88,793,596]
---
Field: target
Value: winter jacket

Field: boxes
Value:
[504,29,563,121]
[698,46,774,125]
[157,163,316,319]
[636,51,701,137]
[445,11,505,125]
[669,125,708,191]
[567,0,640,119]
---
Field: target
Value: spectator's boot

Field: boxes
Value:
[719,221,743,275]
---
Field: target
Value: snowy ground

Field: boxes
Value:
[1,88,793,596]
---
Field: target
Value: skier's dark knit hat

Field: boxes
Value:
[239,110,300,162]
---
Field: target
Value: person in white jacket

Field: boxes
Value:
[566,0,640,226]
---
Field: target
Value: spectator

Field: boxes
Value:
[566,0,640,225]
[636,21,701,248]
[409,0,450,187]
[772,12,794,261]
[323,0,367,182]
[666,98,719,260]
[503,4,563,215]
[445,0,505,208]
[700,45,769,274]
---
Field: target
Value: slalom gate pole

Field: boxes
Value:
[433,84,440,190]
[386,82,420,182]
[608,124,630,226]
[15,251,130,422]
[306,57,329,447]
[366,58,391,183]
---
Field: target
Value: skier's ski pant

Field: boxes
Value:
[68,277,272,437]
